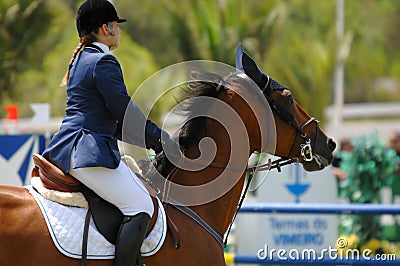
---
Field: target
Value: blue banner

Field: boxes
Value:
[0,135,46,186]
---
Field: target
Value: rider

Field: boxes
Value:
[42,0,168,265]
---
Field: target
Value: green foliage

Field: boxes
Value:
[340,134,398,202]
[344,0,400,103]
[13,29,159,117]
[10,0,75,116]
[338,133,399,247]
[0,0,53,100]
[7,0,158,117]
[1,0,400,121]
[119,0,279,66]
[113,34,162,120]
[118,0,400,122]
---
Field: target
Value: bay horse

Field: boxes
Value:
[0,46,336,266]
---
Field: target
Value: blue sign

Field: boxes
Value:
[236,163,338,255]
[0,135,46,186]
[285,164,310,203]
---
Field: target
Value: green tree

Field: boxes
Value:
[14,29,160,117]
[119,0,280,66]
[344,0,400,102]
[118,0,338,121]
[260,0,338,121]
[9,0,160,117]
[0,0,52,103]
[3,0,400,122]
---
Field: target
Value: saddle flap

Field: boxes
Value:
[32,154,81,192]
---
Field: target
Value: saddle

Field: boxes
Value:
[31,154,157,245]
[32,154,81,192]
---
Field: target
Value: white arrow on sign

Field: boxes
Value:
[30,103,50,124]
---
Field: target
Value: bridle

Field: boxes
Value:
[245,74,320,174]
[247,116,319,172]
[223,74,320,246]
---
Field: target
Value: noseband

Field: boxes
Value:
[247,116,318,175]
[290,116,319,162]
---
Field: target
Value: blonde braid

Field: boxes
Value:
[60,41,85,87]
[60,33,98,86]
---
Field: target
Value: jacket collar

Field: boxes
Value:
[85,42,110,53]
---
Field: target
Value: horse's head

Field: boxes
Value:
[236,44,336,171]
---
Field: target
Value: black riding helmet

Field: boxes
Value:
[76,0,127,37]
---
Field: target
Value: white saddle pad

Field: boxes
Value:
[25,185,167,259]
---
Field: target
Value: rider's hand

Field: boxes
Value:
[145,120,176,155]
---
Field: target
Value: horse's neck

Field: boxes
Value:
[180,119,251,236]
[172,88,260,236]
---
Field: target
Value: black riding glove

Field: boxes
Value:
[145,120,170,154]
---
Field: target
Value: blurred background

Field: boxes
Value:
[0,0,399,132]
[1,0,400,263]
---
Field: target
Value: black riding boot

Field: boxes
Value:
[115,212,151,266]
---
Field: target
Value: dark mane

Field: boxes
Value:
[178,70,224,149]
[140,70,227,178]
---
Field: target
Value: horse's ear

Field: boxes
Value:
[235,43,245,71]
[235,43,269,89]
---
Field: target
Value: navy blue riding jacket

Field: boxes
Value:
[43,44,161,173]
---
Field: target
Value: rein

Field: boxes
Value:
[158,118,319,249]
[222,117,319,243]
[164,116,318,248]
[160,150,304,248]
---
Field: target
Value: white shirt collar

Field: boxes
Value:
[92,42,110,53]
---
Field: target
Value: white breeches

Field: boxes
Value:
[69,156,154,217]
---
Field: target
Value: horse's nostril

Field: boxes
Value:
[328,138,336,152]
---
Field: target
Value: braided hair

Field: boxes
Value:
[60,33,97,86]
